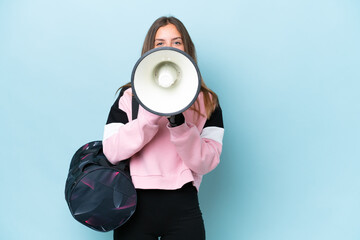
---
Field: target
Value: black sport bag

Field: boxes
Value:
[65,91,139,232]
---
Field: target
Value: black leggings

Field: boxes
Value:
[114,183,205,240]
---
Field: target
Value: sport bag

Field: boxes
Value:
[65,91,139,232]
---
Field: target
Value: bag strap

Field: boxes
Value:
[131,95,139,121]
[114,92,139,175]
[117,85,139,121]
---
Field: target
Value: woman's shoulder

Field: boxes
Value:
[115,87,133,113]
[119,86,133,98]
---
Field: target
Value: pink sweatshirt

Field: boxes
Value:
[103,88,224,191]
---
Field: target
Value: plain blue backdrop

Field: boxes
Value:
[1,0,359,239]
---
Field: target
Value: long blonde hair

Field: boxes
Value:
[120,16,218,119]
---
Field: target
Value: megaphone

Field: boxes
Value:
[131,47,201,116]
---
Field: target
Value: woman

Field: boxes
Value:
[103,16,224,240]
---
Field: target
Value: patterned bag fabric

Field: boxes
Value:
[65,141,137,232]
[65,92,139,232]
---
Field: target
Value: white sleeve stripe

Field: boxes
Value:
[103,123,124,141]
[201,126,224,144]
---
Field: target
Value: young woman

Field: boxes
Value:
[103,16,224,240]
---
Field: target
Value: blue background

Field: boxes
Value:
[1,0,359,239]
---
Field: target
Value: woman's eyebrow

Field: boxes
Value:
[155,37,182,41]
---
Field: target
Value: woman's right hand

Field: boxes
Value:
[137,106,162,125]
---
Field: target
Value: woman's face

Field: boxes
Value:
[154,24,185,51]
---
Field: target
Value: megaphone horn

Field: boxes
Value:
[131,47,201,116]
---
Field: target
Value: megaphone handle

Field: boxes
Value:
[168,113,185,127]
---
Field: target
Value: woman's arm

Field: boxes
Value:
[169,105,224,175]
[103,89,161,164]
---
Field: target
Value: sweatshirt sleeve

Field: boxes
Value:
[102,89,162,164]
[169,105,224,175]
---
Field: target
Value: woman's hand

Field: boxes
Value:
[138,106,162,125]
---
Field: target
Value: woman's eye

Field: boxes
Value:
[174,41,182,45]
[156,42,163,46]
